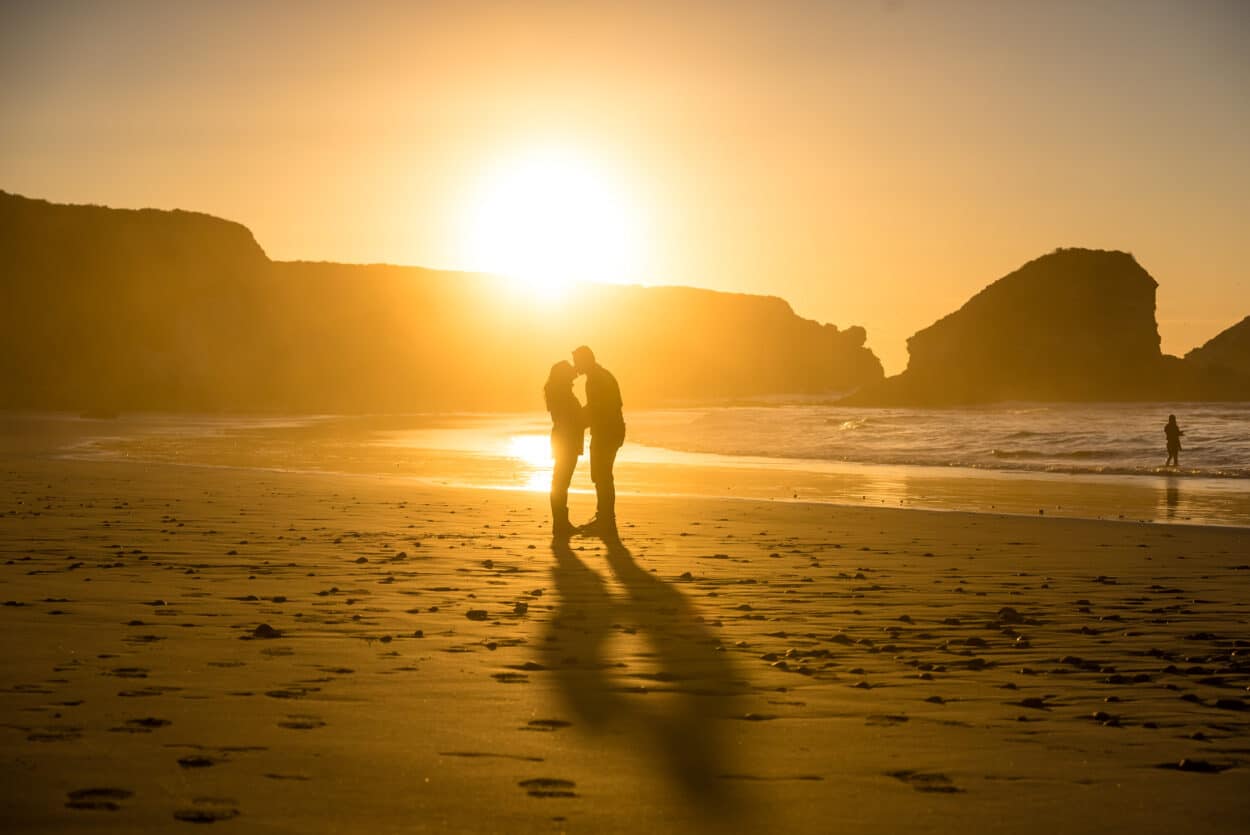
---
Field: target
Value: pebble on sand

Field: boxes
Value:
[252,623,282,639]
[1159,759,1233,774]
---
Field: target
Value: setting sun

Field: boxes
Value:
[455,145,647,297]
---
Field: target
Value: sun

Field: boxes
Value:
[455,145,646,297]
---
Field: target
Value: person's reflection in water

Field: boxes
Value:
[544,534,746,815]
[1165,478,1181,520]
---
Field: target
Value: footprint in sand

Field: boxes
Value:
[173,797,240,823]
[518,778,577,798]
[27,725,82,743]
[718,773,823,782]
[124,634,165,645]
[122,717,171,732]
[886,770,964,793]
[441,751,545,762]
[277,715,326,730]
[110,667,149,679]
[264,687,317,700]
[66,788,133,811]
[1157,759,1234,774]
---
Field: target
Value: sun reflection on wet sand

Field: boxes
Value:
[506,433,553,492]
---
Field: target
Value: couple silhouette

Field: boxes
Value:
[544,345,625,538]
[543,350,747,815]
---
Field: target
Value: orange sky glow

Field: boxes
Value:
[2,0,1247,373]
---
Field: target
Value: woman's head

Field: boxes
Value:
[1168,414,1177,423]
[544,360,577,411]
[547,360,576,387]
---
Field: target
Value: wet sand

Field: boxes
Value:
[2,446,1249,833]
[36,411,1250,527]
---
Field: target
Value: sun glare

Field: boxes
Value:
[506,433,553,492]
[456,146,646,298]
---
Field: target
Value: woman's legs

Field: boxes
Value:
[550,454,578,536]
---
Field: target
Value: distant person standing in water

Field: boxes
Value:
[544,361,585,538]
[572,345,625,535]
[1164,414,1184,467]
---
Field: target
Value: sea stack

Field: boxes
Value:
[847,248,1170,405]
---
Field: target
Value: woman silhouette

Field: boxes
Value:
[1164,414,1184,467]
[545,360,586,537]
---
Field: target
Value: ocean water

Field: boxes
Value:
[626,403,1250,479]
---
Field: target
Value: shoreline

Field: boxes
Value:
[57,446,1250,532]
[7,411,1247,528]
[47,444,1250,532]
[50,451,1250,534]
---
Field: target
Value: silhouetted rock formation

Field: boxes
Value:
[557,284,881,403]
[844,248,1249,405]
[0,192,273,411]
[1180,316,1250,400]
[1186,316,1250,378]
[0,190,882,411]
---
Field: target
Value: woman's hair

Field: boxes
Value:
[544,360,576,410]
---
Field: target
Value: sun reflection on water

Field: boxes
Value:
[506,433,552,492]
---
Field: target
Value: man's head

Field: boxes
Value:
[572,345,595,375]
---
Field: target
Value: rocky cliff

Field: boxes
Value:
[1181,316,1250,400]
[1186,316,1250,377]
[0,190,883,411]
[0,192,274,410]
[845,248,1247,405]
[252,262,883,411]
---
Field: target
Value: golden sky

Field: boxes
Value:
[2,0,1247,373]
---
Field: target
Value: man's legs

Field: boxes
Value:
[589,439,621,522]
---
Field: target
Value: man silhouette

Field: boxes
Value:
[572,345,625,535]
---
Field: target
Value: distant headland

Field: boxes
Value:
[0,190,881,412]
[1,190,1245,411]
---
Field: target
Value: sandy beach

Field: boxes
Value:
[1,421,1248,834]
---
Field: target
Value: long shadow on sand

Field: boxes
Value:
[545,533,746,812]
